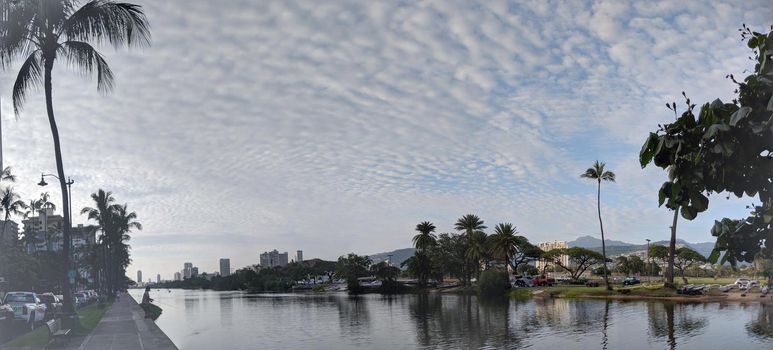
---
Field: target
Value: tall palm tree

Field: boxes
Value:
[489,223,519,274]
[581,160,616,291]
[455,214,486,284]
[81,189,117,295]
[412,221,437,287]
[412,221,437,252]
[109,203,141,292]
[0,186,28,240]
[1,0,150,313]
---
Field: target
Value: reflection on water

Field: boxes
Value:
[129,290,772,350]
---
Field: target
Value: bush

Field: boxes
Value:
[478,268,511,298]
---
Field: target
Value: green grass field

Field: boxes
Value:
[1,302,112,349]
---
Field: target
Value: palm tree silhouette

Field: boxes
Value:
[0,186,28,240]
[581,160,615,291]
[455,214,486,283]
[489,223,519,274]
[1,0,150,313]
[412,221,437,252]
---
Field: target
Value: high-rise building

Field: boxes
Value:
[219,258,231,277]
[0,220,18,245]
[156,274,161,283]
[184,262,193,279]
[21,210,97,253]
[259,249,289,268]
[296,250,303,264]
[174,272,181,281]
[535,240,570,271]
[191,267,199,277]
[137,270,143,284]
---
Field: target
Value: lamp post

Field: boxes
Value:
[646,239,651,284]
[38,173,76,308]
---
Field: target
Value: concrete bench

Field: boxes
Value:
[46,318,71,344]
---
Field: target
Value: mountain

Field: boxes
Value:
[568,235,636,248]
[367,248,416,267]
[569,236,715,259]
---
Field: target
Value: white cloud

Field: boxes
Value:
[0,0,769,278]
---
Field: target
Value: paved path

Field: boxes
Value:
[73,296,177,350]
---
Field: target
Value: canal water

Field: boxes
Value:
[128,289,772,349]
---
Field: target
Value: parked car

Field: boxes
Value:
[585,280,600,287]
[533,276,555,287]
[511,275,534,287]
[0,303,14,327]
[3,292,46,330]
[623,276,641,286]
[37,293,62,320]
[74,293,88,308]
[555,276,572,284]
[734,278,758,288]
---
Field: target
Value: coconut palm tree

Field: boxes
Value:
[81,189,117,295]
[1,0,150,313]
[581,160,616,291]
[455,214,486,284]
[489,223,519,274]
[412,221,437,252]
[0,186,28,240]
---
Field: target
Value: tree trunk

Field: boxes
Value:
[680,268,688,284]
[597,180,611,290]
[44,60,74,315]
[665,208,679,289]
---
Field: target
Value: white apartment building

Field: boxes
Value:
[535,240,570,272]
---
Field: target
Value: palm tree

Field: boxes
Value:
[108,203,141,292]
[489,223,519,274]
[455,214,486,283]
[581,160,616,291]
[412,221,437,252]
[411,221,437,287]
[81,189,117,295]
[1,0,150,313]
[1,166,16,182]
[0,186,28,240]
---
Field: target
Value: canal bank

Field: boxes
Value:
[74,295,177,350]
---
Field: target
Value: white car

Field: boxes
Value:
[2,292,47,329]
[735,278,759,289]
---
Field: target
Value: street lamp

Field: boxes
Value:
[646,239,651,284]
[38,173,77,314]
[38,173,74,225]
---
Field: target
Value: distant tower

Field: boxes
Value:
[219,258,231,277]
[137,270,142,285]
[296,250,303,263]
[156,274,161,283]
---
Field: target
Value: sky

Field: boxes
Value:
[0,0,772,281]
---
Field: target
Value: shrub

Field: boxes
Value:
[478,268,511,298]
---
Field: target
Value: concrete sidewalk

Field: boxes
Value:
[70,295,177,350]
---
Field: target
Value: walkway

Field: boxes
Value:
[72,295,177,350]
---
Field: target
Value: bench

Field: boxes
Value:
[46,319,71,344]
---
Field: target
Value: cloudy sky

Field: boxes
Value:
[1,0,771,280]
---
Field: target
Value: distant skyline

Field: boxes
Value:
[0,0,771,278]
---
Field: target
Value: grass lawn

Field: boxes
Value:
[2,302,112,350]
[529,284,679,299]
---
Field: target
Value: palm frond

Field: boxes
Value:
[601,171,616,182]
[0,1,39,68]
[60,40,114,92]
[11,50,43,114]
[61,0,151,48]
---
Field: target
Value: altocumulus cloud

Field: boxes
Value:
[0,0,770,277]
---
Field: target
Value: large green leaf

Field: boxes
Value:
[681,205,698,220]
[639,133,657,168]
[729,106,751,126]
[703,123,730,139]
[689,190,709,212]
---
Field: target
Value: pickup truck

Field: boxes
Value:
[3,292,47,330]
[532,276,555,287]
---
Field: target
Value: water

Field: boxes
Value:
[128,289,772,350]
